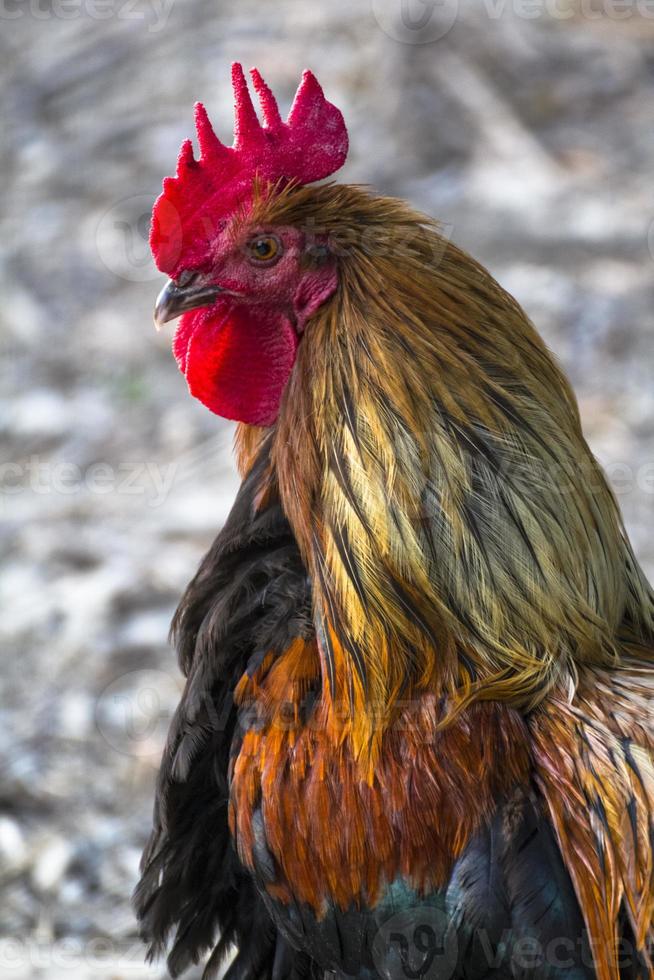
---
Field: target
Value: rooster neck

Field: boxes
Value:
[236,186,653,756]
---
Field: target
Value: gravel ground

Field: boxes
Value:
[1,2,653,977]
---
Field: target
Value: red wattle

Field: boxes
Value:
[173,304,298,426]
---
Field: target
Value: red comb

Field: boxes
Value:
[150,64,349,276]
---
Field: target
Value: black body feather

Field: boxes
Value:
[134,443,315,978]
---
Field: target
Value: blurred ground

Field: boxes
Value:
[1,1,653,977]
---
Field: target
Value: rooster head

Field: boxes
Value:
[151,63,348,425]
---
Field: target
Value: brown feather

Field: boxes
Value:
[230,181,654,973]
[230,638,532,912]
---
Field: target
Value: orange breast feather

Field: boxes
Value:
[229,637,532,912]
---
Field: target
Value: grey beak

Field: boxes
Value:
[153,280,224,329]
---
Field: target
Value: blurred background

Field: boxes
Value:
[1,0,653,976]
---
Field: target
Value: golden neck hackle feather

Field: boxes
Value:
[232,182,654,978]
[237,182,653,751]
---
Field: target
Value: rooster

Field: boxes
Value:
[135,65,654,980]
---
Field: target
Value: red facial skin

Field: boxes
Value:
[171,223,338,426]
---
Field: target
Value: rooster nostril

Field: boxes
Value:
[175,269,198,288]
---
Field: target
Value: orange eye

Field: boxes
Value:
[247,235,281,264]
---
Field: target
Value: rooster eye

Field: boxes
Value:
[247,235,282,264]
